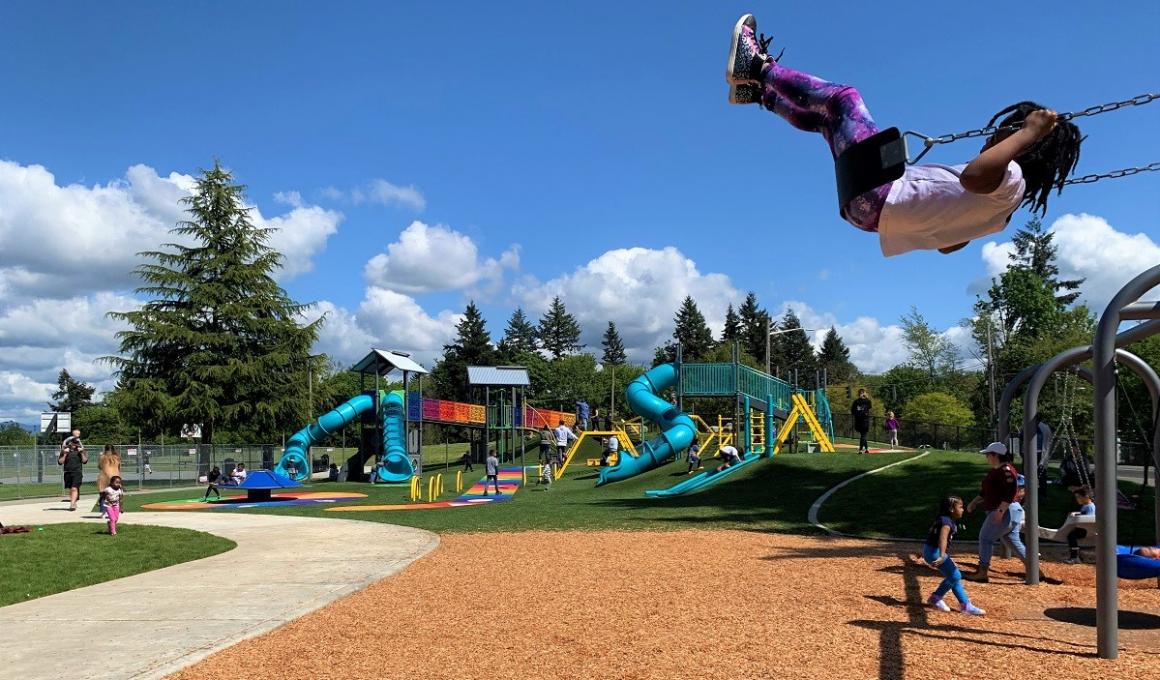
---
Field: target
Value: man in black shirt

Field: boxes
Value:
[851,389,872,454]
[58,428,88,511]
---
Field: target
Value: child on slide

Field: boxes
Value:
[726,14,1083,257]
[922,495,985,616]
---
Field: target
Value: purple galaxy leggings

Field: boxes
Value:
[759,62,890,232]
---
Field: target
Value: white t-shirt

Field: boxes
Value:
[555,425,575,446]
[877,162,1025,257]
[103,487,124,506]
[719,445,739,460]
[607,436,619,452]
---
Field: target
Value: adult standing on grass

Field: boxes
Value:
[852,389,872,454]
[576,398,590,432]
[58,428,87,511]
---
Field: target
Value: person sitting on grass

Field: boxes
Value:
[686,441,702,474]
[1064,486,1096,564]
[203,466,222,502]
[922,495,985,616]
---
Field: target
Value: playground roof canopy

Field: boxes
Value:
[467,365,530,387]
[351,348,430,376]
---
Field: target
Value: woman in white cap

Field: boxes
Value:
[965,442,1021,583]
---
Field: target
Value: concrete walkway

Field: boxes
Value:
[0,497,438,680]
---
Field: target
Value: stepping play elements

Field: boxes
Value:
[327,467,524,512]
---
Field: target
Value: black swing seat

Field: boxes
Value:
[834,127,907,217]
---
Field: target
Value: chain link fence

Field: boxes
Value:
[0,443,281,501]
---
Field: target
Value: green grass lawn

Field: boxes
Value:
[0,523,236,607]
[122,436,918,534]
[819,451,1158,544]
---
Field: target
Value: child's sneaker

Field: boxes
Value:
[726,15,763,85]
[926,595,951,612]
[728,83,759,105]
[961,603,986,616]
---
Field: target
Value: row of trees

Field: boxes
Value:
[18,163,1149,453]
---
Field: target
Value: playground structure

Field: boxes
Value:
[592,344,835,494]
[995,264,1160,659]
[275,351,576,488]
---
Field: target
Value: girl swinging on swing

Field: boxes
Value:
[727,13,1084,257]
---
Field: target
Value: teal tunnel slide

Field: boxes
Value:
[275,391,414,483]
[373,391,413,483]
[597,363,695,486]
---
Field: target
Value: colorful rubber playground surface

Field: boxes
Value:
[327,467,524,512]
[141,490,367,510]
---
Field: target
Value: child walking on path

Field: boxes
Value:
[726,14,1082,257]
[922,495,985,615]
[1065,486,1096,564]
[102,476,125,536]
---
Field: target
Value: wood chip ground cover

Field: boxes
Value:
[170,531,1160,680]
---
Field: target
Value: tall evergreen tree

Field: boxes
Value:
[721,304,741,344]
[432,301,495,401]
[771,309,817,382]
[601,321,628,366]
[738,292,770,360]
[1008,216,1084,307]
[817,326,856,384]
[537,296,582,360]
[497,307,538,360]
[48,369,95,413]
[108,161,320,454]
[671,296,715,361]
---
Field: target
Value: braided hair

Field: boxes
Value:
[987,101,1084,215]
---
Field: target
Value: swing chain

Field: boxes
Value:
[905,92,1160,164]
[1062,161,1160,186]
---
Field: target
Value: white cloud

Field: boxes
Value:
[980,213,1160,308]
[514,247,738,359]
[364,221,519,294]
[323,179,426,211]
[0,160,341,303]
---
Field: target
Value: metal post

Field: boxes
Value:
[1093,265,1160,659]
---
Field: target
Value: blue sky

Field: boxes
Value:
[1,1,1158,421]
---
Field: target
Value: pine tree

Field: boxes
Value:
[432,301,495,401]
[671,296,715,361]
[738,292,770,361]
[498,307,538,359]
[817,326,856,384]
[771,309,817,382]
[1008,216,1084,307]
[601,321,628,366]
[108,161,321,454]
[537,296,583,360]
[721,304,741,344]
[48,369,95,413]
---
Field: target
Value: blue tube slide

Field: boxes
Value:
[276,394,376,482]
[373,390,414,483]
[597,363,695,486]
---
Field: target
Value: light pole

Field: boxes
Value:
[764,316,818,377]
